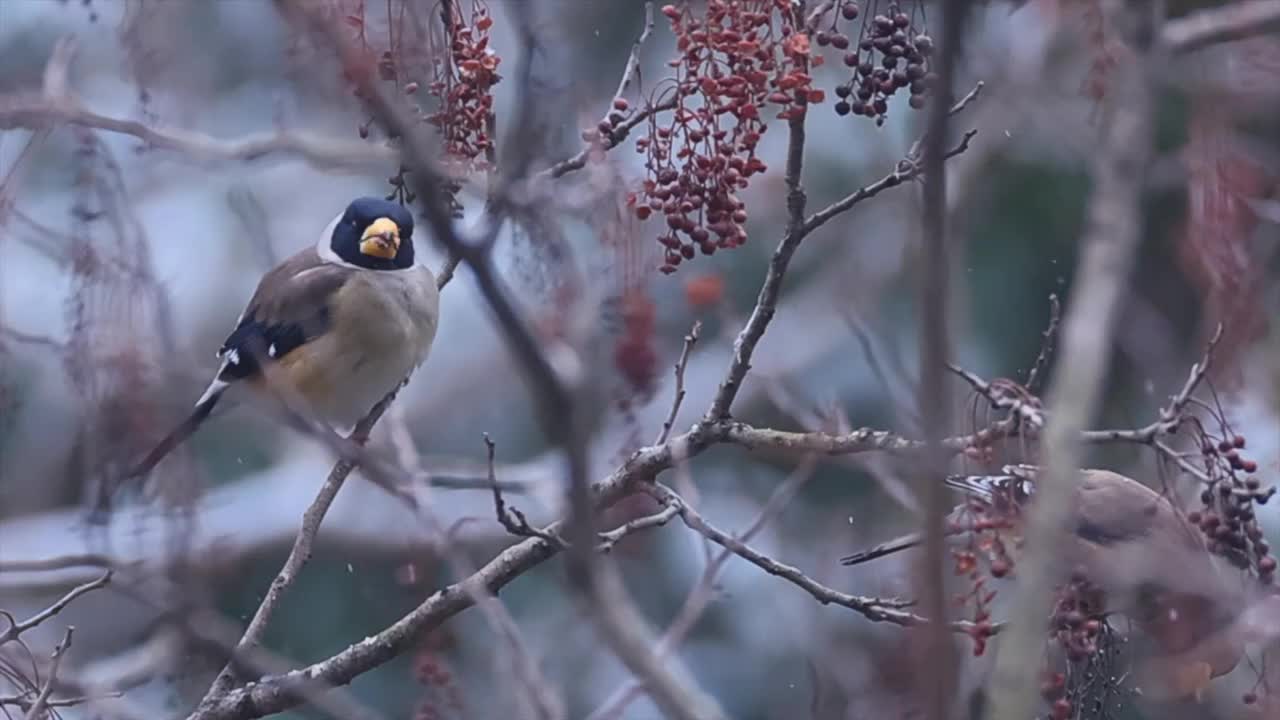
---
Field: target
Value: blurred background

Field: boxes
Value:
[1,0,1279,718]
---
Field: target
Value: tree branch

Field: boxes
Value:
[0,40,390,171]
[703,84,811,421]
[645,483,988,631]
[0,572,110,644]
[23,627,74,720]
[1163,0,1280,54]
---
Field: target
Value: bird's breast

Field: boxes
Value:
[306,267,439,426]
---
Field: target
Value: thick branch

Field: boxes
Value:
[1163,0,1280,53]
[916,4,971,716]
[704,97,810,420]
[986,4,1160,719]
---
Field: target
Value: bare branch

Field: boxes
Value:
[655,321,701,445]
[186,438,671,720]
[703,88,812,421]
[0,571,110,644]
[195,389,401,708]
[1023,294,1062,392]
[23,627,73,720]
[536,2,670,180]
[540,97,678,180]
[488,435,563,546]
[1162,0,1280,54]
[0,40,390,171]
[645,484,990,631]
[712,420,937,454]
[947,365,1045,431]
[802,128,978,237]
[596,502,680,553]
[588,457,820,720]
[0,554,112,574]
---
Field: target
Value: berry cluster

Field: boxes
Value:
[411,635,465,720]
[1188,432,1275,583]
[1051,573,1107,663]
[425,1,501,169]
[949,496,1018,656]
[819,1,935,125]
[1042,574,1110,720]
[612,289,660,406]
[630,0,823,273]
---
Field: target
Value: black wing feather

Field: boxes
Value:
[216,306,331,380]
[214,249,349,381]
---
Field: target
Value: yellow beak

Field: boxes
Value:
[359,217,400,259]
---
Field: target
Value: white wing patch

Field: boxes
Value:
[268,343,277,358]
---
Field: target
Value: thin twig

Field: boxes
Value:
[588,456,821,720]
[541,97,678,180]
[487,435,563,546]
[1024,294,1062,392]
[596,502,681,553]
[537,2,663,180]
[2,39,388,171]
[644,484,995,631]
[802,129,978,237]
[0,326,63,350]
[23,627,74,720]
[655,321,701,445]
[0,572,110,644]
[611,2,654,105]
[0,554,112,573]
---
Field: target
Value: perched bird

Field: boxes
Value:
[843,465,1272,700]
[129,197,440,478]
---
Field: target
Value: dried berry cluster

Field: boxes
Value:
[629,0,824,273]
[425,1,501,169]
[612,289,660,407]
[411,639,465,720]
[949,498,1017,656]
[1187,432,1276,583]
[820,1,935,125]
[1042,574,1110,720]
[1051,573,1107,663]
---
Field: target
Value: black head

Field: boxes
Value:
[329,197,416,270]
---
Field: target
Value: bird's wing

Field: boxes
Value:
[216,247,353,382]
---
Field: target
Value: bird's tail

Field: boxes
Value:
[127,387,224,479]
[841,469,1037,567]
[840,532,925,566]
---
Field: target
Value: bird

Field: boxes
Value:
[842,465,1271,701]
[128,196,440,479]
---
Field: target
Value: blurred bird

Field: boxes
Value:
[843,465,1275,700]
[129,196,440,478]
